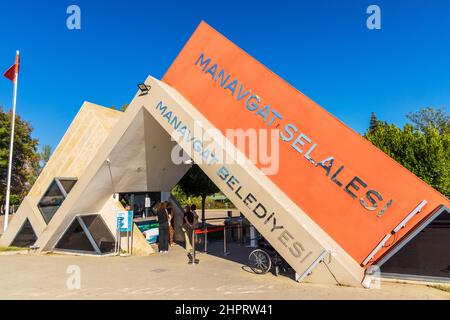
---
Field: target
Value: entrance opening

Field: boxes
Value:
[11,218,37,248]
[119,192,161,218]
[54,215,115,255]
[167,165,296,280]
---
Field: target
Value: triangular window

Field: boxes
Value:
[80,215,115,253]
[37,178,77,224]
[55,217,96,253]
[11,218,37,248]
[54,215,115,255]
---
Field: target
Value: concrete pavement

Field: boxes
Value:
[0,242,448,300]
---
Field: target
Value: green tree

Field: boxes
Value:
[0,106,39,211]
[171,184,188,206]
[120,103,129,112]
[177,164,219,224]
[109,103,129,112]
[407,107,449,135]
[365,107,449,197]
[368,112,380,134]
[39,144,52,173]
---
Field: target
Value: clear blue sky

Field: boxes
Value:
[0,0,449,150]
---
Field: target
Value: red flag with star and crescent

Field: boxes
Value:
[3,52,20,83]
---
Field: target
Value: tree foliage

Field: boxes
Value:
[369,112,379,134]
[120,103,129,112]
[365,108,449,197]
[0,106,40,210]
[177,164,219,223]
[39,144,52,173]
[171,184,235,210]
[406,107,449,135]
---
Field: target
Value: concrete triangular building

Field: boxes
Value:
[1,22,449,287]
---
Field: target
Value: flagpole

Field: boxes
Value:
[4,50,19,233]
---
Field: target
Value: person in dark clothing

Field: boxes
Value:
[190,204,199,227]
[182,205,194,253]
[156,202,169,253]
[190,204,200,249]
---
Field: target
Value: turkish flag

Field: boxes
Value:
[3,53,20,83]
[3,64,15,82]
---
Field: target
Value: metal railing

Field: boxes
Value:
[189,216,249,263]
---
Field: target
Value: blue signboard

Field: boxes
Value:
[117,211,133,232]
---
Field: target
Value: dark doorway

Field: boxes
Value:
[379,206,450,281]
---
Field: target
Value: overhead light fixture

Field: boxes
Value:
[138,83,151,96]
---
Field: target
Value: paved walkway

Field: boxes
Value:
[0,242,448,300]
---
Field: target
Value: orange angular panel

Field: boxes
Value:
[163,21,450,266]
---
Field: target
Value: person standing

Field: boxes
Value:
[190,204,200,248]
[156,202,169,253]
[166,203,175,247]
[190,204,200,228]
[182,205,194,253]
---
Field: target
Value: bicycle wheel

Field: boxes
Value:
[248,249,272,274]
